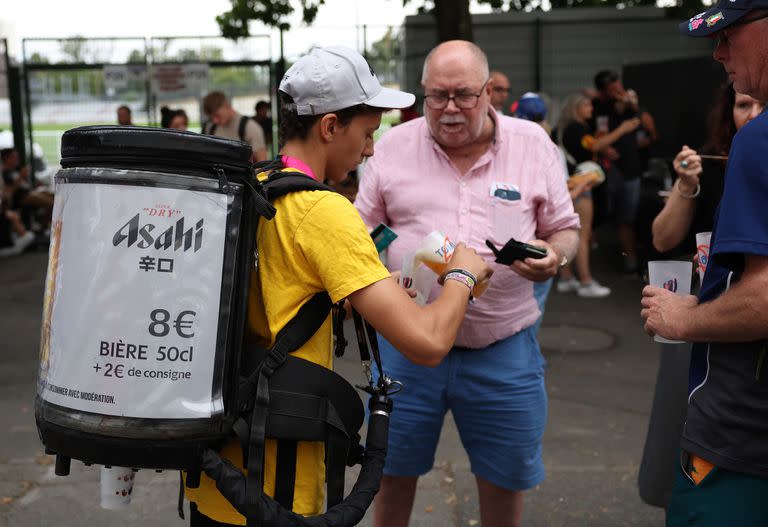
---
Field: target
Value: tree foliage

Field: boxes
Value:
[216,0,708,44]
[367,27,399,84]
[217,0,326,39]
[127,49,146,64]
[59,36,88,63]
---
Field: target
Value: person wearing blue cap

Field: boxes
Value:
[513,92,548,124]
[641,5,768,526]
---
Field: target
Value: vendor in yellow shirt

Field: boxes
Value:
[186,46,493,526]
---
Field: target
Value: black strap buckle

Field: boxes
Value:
[351,308,402,397]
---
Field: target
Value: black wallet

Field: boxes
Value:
[485,238,548,265]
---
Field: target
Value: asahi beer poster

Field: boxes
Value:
[40,182,229,419]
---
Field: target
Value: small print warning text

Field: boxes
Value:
[46,383,115,405]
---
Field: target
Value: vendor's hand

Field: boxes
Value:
[673,146,702,193]
[446,242,493,283]
[511,240,560,282]
[640,286,698,341]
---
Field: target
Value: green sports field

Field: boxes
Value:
[30,113,400,167]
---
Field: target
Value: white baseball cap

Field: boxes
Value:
[279,46,415,116]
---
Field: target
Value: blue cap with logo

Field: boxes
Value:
[679,0,768,37]
[513,92,547,122]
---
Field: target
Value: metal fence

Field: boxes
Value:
[21,36,272,170]
[18,26,403,172]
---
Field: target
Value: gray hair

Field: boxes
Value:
[556,92,590,146]
[421,40,490,84]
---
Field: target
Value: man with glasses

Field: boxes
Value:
[490,70,511,114]
[641,2,768,525]
[356,40,579,527]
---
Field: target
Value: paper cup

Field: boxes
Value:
[648,260,693,344]
[401,252,434,306]
[100,466,135,510]
[696,232,712,284]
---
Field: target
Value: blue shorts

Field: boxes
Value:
[377,326,547,491]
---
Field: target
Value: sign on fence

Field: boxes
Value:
[103,65,148,91]
[150,64,209,96]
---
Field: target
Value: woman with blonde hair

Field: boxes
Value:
[554,92,639,297]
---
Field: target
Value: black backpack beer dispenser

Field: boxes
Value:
[35,126,262,481]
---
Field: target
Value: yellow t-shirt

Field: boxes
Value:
[186,170,390,524]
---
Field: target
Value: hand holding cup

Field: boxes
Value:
[447,242,493,285]
[642,260,695,343]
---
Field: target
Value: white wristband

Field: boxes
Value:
[675,179,700,199]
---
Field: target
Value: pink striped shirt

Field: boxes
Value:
[356,112,579,348]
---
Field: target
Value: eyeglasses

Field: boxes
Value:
[424,79,490,110]
[715,10,768,45]
[492,86,510,93]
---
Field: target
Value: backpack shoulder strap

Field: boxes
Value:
[240,291,333,524]
[239,115,250,142]
[253,157,284,175]
[202,121,217,136]
[262,172,335,201]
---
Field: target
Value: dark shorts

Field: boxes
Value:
[611,177,641,224]
[666,454,768,527]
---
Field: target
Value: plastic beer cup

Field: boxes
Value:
[100,466,135,510]
[696,232,712,284]
[414,231,489,297]
[400,252,434,306]
[648,260,692,344]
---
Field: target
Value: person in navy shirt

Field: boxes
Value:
[641,3,768,525]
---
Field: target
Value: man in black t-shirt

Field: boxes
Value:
[591,70,642,272]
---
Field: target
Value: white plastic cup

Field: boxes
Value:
[696,232,712,284]
[413,231,455,276]
[400,252,434,306]
[100,466,135,510]
[648,260,693,344]
[413,231,489,298]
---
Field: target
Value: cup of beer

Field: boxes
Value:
[414,231,489,297]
